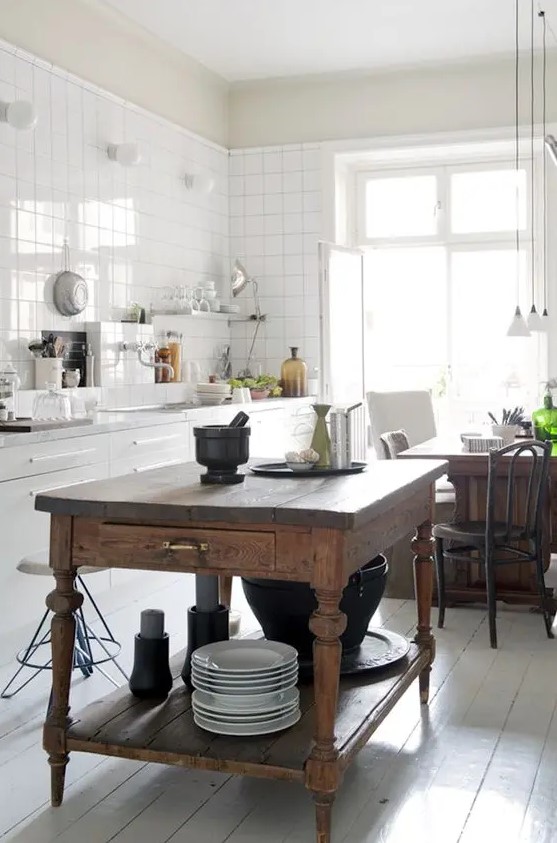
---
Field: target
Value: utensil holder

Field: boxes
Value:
[181,604,229,686]
[35,358,62,390]
[129,633,173,699]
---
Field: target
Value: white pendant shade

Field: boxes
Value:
[507,306,531,337]
[526,304,543,331]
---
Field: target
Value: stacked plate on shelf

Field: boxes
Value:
[196,382,231,405]
[219,303,241,314]
[191,640,300,735]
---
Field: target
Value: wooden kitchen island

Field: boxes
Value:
[36,458,447,843]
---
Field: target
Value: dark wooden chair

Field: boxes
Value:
[433,439,554,648]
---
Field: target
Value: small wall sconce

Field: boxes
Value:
[0,100,38,131]
[184,172,215,195]
[107,142,142,167]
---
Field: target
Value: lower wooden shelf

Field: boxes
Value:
[66,643,428,784]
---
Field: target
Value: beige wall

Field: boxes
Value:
[230,55,557,148]
[0,0,229,146]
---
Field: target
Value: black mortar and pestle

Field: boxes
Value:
[181,411,251,685]
[194,410,250,485]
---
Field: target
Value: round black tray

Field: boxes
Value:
[250,461,366,478]
[298,628,410,679]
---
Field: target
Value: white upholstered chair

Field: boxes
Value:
[367,391,455,598]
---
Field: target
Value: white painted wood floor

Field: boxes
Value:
[1,571,556,843]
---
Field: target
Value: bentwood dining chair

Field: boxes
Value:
[380,429,410,460]
[433,439,553,649]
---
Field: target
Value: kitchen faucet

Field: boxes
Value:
[120,340,174,380]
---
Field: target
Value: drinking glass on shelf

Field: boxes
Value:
[188,287,199,312]
[195,286,210,312]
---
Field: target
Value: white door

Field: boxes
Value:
[318,242,367,458]
[318,242,365,404]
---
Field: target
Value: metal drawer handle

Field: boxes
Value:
[133,459,182,473]
[162,541,209,553]
[30,448,96,463]
[132,435,181,446]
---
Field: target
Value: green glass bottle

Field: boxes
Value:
[532,389,557,453]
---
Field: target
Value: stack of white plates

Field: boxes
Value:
[191,640,300,735]
[196,382,231,406]
[219,303,241,314]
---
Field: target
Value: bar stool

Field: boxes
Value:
[1,551,128,699]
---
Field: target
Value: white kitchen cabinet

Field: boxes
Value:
[0,462,110,639]
[0,432,110,483]
[109,422,189,468]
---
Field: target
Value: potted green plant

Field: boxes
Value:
[228,375,282,399]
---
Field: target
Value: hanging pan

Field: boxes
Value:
[53,240,89,316]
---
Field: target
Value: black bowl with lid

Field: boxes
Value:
[194,424,250,484]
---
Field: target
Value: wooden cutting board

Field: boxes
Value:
[0,418,94,432]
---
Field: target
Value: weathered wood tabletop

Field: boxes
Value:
[36,458,447,843]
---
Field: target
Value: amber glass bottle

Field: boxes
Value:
[280,347,307,397]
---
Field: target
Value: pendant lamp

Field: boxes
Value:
[526,0,543,330]
[507,0,531,337]
[540,9,550,328]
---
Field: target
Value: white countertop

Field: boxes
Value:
[0,397,314,450]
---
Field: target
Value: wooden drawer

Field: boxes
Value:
[73,522,276,574]
[0,432,110,483]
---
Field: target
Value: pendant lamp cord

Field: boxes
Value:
[530,0,536,307]
[515,0,521,304]
[540,8,548,313]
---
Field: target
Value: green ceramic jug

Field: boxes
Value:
[310,404,332,467]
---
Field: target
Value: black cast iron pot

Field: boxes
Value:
[194,424,250,484]
[242,554,388,658]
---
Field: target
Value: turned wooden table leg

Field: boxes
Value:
[42,516,83,807]
[412,502,436,705]
[306,581,346,843]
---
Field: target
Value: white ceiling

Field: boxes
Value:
[101,0,557,82]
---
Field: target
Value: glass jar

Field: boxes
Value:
[167,332,182,383]
[157,346,172,384]
[280,347,307,397]
[32,383,72,419]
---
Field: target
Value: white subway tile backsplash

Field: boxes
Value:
[229,140,323,376]
[0,36,229,394]
[264,193,283,215]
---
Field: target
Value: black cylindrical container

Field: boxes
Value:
[129,633,173,699]
[194,425,250,484]
[181,604,229,685]
[242,555,388,659]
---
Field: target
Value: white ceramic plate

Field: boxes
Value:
[192,699,299,722]
[191,668,298,694]
[194,707,301,736]
[192,686,299,713]
[196,383,231,393]
[191,664,298,686]
[191,672,298,693]
[191,658,297,680]
[196,396,227,406]
[192,640,298,673]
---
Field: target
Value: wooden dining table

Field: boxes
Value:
[398,436,557,610]
[36,457,447,843]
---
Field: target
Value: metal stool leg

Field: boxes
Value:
[75,612,94,677]
[1,610,52,699]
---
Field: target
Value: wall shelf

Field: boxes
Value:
[150,311,247,324]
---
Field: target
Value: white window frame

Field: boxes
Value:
[355,157,533,248]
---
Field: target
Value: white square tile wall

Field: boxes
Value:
[229,144,323,379]
[0,38,229,394]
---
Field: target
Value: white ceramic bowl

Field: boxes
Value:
[203,289,217,299]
